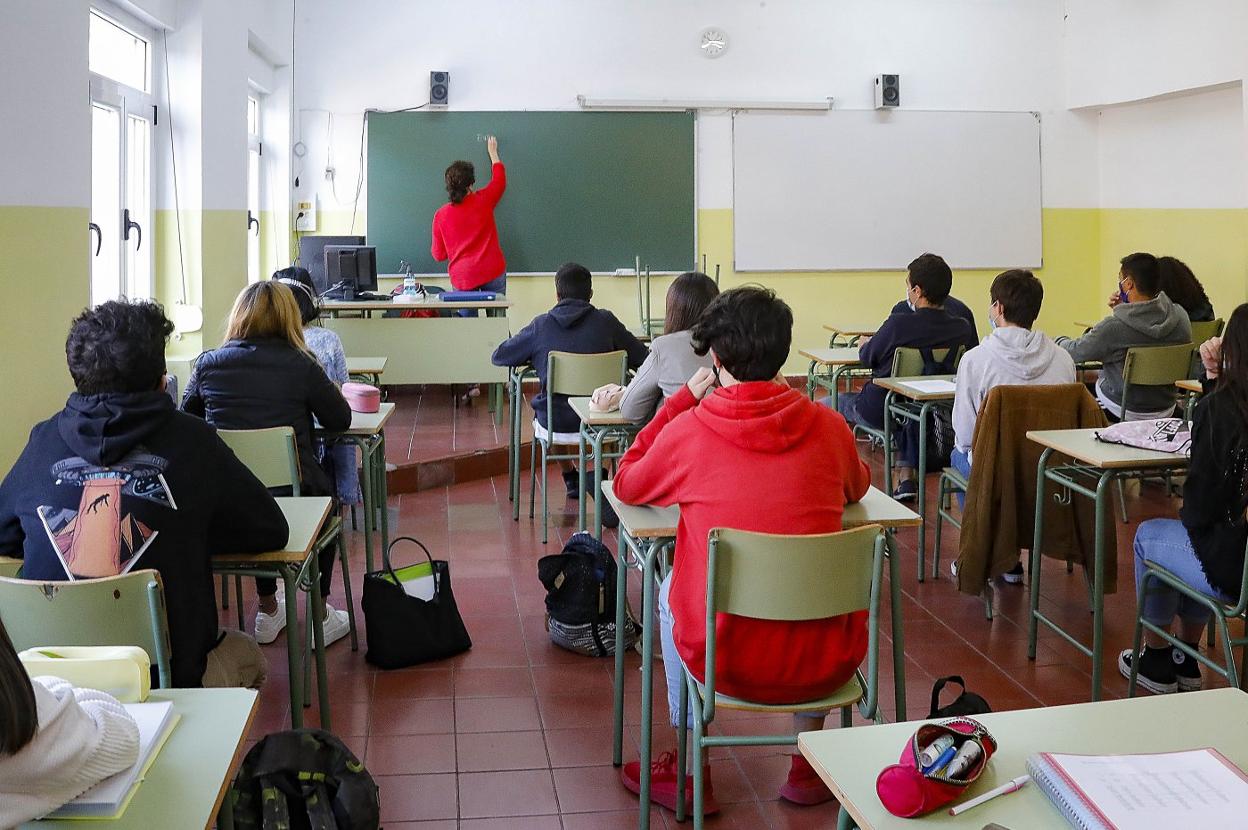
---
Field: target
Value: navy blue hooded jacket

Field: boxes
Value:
[0,391,288,686]
[492,299,648,432]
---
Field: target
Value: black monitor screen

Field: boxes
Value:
[325,245,378,295]
[298,235,365,293]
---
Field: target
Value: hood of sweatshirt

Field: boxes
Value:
[693,381,817,453]
[547,298,596,329]
[57,391,176,466]
[1112,291,1188,339]
[979,327,1064,381]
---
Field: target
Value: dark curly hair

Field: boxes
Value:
[445,160,476,204]
[66,299,174,395]
[691,285,793,381]
[1157,256,1212,320]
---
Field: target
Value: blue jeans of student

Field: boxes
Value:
[658,573,828,729]
[831,392,921,469]
[951,447,972,510]
[456,273,507,317]
[1134,518,1230,628]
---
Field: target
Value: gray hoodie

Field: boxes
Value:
[952,327,1077,452]
[1055,291,1191,415]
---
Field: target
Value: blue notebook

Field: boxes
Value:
[440,290,497,302]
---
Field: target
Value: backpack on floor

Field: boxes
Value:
[538,532,640,657]
[920,347,958,471]
[230,729,380,830]
[928,675,992,718]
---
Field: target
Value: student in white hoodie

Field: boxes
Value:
[951,270,1075,579]
[0,619,140,827]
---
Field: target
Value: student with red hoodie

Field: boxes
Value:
[613,286,871,813]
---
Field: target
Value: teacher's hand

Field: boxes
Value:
[487,135,500,163]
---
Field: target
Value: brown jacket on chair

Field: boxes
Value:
[955,384,1118,595]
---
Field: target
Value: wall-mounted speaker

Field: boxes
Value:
[430,71,450,107]
[874,74,900,109]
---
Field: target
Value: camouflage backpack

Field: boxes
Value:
[230,729,379,830]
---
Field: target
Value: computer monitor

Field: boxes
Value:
[298,235,365,293]
[325,245,378,298]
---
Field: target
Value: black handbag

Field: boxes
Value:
[362,536,471,669]
[928,675,992,718]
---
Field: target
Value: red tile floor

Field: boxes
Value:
[223,394,1234,828]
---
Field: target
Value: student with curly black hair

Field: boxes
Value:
[0,299,287,688]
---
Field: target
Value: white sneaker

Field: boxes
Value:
[319,602,351,648]
[254,593,287,645]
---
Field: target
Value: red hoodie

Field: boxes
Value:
[431,162,507,290]
[613,381,871,704]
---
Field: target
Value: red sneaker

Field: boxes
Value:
[620,750,720,815]
[779,754,836,806]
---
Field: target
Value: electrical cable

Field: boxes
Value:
[348,101,431,233]
[161,31,188,307]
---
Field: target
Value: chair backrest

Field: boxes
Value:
[0,556,20,578]
[0,569,173,688]
[218,426,301,494]
[1122,343,1195,414]
[1189,319,1224,346]
[891,345,965,378]
[545,350,629,426]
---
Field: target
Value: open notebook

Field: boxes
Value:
[1027,749,1248,830]
[47,700,179,820]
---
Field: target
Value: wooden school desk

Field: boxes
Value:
[345,355,387,385]
[872,375,957,581]
[800,346,864,408]
[569,396,643,540]
[213,496,336,729]
[799,687,1248,830]
[23,688,259,830]
[604,482,920,830]
[1025,428,1190,701]
[317,402,395,573]
[824,324,876,348]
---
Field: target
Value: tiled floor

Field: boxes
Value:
[225,398,1233,828]
[382,386,530,465]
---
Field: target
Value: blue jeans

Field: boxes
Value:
[951,447,971,509]
[829,391,920,468]
[456,273,507,317]
[1134,518,1229,628]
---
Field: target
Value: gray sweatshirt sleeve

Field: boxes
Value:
[1056,318,1122,363]
[617,350,663,423]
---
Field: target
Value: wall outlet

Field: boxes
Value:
[295,198,317,232]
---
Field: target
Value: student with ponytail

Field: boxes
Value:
[431,135,508,295]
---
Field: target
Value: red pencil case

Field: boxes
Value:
[875,717,997,817]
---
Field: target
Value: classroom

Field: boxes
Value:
[2,1,1248,828]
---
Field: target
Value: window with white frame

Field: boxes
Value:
[89,6,155,305]
[247,94,262,282]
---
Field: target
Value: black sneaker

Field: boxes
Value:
[1173,647,1203,692]
[1001,562,1025,584]
[562,470,580,500]
[892,479,919,503]
[585,476,619,529]
[1118,647,1178,694]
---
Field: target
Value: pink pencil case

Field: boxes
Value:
[876,717,997,817]
[342,381,381,413]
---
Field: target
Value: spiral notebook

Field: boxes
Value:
[1027,748,1248,829]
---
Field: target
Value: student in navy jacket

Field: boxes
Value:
[492,262,648,509]
[0,300,288,688]
[835,253,978,501]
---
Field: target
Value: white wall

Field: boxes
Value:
[291,0,1098,218]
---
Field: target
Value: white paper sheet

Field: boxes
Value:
[903,379,956,394]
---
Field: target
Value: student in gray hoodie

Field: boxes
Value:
[1054,252,1192,420]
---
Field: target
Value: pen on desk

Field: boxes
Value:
[948,774,1030,816]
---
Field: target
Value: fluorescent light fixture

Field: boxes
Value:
[576,95,833,111]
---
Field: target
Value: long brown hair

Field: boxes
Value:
[663,272,720,335]
[223,281,313,358]
[0,615,38,755]
[1214,303,1248,433]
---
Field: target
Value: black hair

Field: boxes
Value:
[555,262,593,301]
[1120,252,1160,297]
[990,269,1044,329]
[663,272,720,335]
[445,161,475,204]
[691,285,793,381]
[907,253,953,305]
[0,616,38,756]
[1157,256,1212,319]
[66,299,174,395]
[272,266,319,324]
[1214,303,1248,442]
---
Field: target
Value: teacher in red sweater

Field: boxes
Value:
[613,286,871,814]
[431,134,507,296]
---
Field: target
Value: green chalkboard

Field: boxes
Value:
[366,111,695,274]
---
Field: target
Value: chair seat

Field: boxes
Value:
[689,673,864,713]
[532,420,581,446]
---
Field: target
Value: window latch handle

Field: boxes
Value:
[123,208,142,251]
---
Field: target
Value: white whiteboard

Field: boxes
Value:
[732,110,1042,271]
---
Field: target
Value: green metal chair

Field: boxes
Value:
[674,524,886,827]
[0,557,20,578]
[1113,343,1197,522]
[0,569,173,688]
[1128,514,1248,694]
[529,350,628,544]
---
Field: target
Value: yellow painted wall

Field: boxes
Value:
[0,207,90,471]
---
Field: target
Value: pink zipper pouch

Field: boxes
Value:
[342,382,381,413]
[876,718,997,817]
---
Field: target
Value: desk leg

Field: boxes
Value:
[613,532,629,767]
[303,551,332,731]
[638,541,660,830]
[885,530,907,721]
[376,431,390,559]
[358,435,376,575]
[578,429,589,534]
[512,375,524,520]
[593,429,606,540]
[508,374,518,505]
[883,391,895,496]
[1090,471,1112,702]
[806,360,817,401]
[1027,448,1054,660]
[916,401,932,583]
[283,570,303,728]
